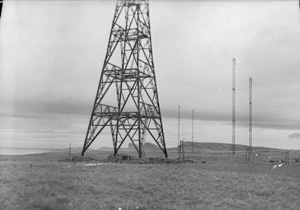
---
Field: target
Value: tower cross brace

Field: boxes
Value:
[82,0,167,158]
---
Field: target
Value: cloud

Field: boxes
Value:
[288,133,300,139]
[1,1,300,152]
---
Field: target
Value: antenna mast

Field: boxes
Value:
[178,105,180,147]
[232,58,236,154]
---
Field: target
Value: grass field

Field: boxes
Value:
[1,144,300,210]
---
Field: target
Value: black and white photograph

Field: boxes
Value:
[0,0,300,209]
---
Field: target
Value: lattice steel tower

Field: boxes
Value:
[81,0,167,158]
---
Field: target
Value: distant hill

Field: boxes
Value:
[52,142,285,154]
[56,147,85,153]
[169,142,284,152]
[97,147,113,151]
[143,142,160,150]
[128,142,160,150]
[97,142,160,152]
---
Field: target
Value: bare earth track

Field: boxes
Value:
[1,143,299,210]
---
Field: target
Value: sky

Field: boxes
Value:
[0,0,300,150]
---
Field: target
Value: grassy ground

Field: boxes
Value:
[1,150,300,210]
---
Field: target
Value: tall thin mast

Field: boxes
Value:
[232,58,236,154]
[178,105,180,147]
[249,77,253,153]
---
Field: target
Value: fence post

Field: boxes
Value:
[245,148,250,162]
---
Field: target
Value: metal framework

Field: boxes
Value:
[82,0,167,158]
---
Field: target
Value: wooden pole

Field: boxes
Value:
[249,77,253,153]
[192,110,194,154]
[182,140,185,161]
[69,143,71,161]
[178,105,180,157]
